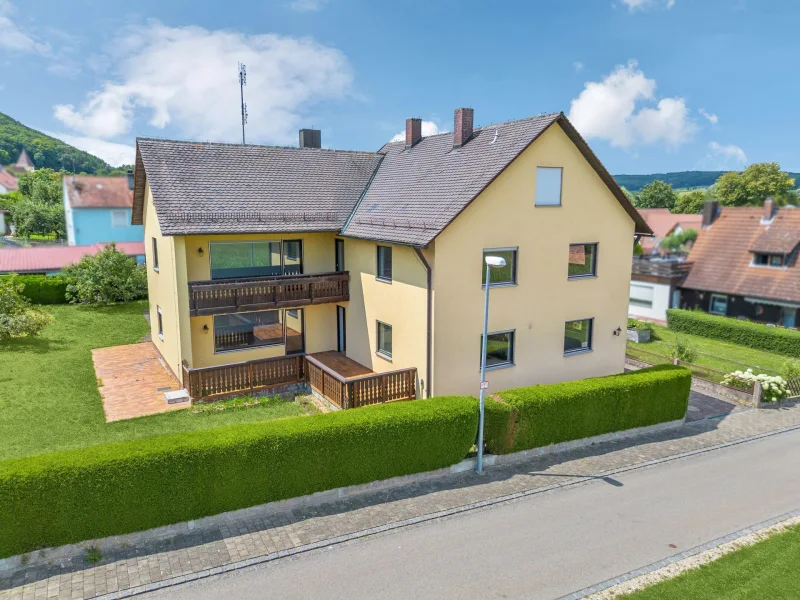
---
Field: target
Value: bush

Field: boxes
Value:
[0,396,477,558]
[722,369,789,402]
[63,244,148,305]
[0,274,67,304]
[667,309,800,357]
[0,276,53,340]
[670,335,697,363]
[627,318,653,331]
[485,366,691,454]
[782,359,800,381]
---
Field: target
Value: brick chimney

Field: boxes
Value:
[453,108,474,149]
[405,118,422,149]
[702,200,719,227]
[299,129,321,149]
[763,197,776,222]
[126,169,134,191]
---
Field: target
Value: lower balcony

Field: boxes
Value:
[188,272,349,317]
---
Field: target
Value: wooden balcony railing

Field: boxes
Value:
[305,354,417,409]
[188,271,349,317]
[182,354,305,400]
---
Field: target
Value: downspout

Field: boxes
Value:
[414,247,433,398]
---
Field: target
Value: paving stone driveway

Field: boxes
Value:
[2,403,800,600]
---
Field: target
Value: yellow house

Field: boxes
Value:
[132,109,652,407]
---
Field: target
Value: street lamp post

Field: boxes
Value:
[477,255,506,473]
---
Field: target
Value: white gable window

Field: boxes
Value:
[535,167,563,206]
[111,210,128,228]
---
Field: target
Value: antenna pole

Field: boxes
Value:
[238,63,247,144]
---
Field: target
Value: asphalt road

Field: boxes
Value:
[148,428,800,600]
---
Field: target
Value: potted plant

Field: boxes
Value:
[626,318,652,343]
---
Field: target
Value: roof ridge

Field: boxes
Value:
[135,136,379,157]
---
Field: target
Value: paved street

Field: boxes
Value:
[148,427,800,600]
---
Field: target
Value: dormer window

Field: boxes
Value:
[752,253,785,267]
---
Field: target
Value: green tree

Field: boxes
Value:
[17,168,62,205]
[0,149,9,164]
[0,190,23,212]
[635,180,678,210]
[660,228,698,252]
[621,186,638,205]
[673,190,707,214]
[715,162,795,207]
[63,245,148,306]
[10,198,65,238]
[0,276,53,340]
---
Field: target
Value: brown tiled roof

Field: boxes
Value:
[342,113,650,246]
[682,207,800,303]
[0,168,18,192]
[132,138,382,235]
[637,208,703,254]
[750,216,800,254]
[65,176,133,209]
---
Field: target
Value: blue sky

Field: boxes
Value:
[0,0,796,173]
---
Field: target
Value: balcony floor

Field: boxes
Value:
[308,351,374,379]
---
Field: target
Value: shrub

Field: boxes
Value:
[722,369,789,402]
[63,244,147,305]
[0,276,53,340]
[0,274,67,304]
[485,365,691,454]
[670,335,697,363]
[0,396,477,558]
[627,318,653,332]
[667,309,800,357]
[782,359,800,381]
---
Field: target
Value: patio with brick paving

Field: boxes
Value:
[92,343,188,422]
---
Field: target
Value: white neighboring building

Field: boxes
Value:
[629,257,692,323]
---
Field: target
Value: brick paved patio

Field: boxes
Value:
[2,403,799,600]
[92,343,188,422]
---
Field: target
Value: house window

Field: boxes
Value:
[283,240,303,275]
[152,237,159,272]
[568,243,597,278]
[335,239,345,272]
[214,309,284,352]
[535,167,562,206]
[156,306,163,341]
[111,210,128,228]
[770,255,785,267]
[564,318,593,354]
[210,241,282,280]
[629,283,654,308]
[377,321,392,359]
[481,330,515,369]
[752,253,785,267]
[710,294,728,316]
[482,248,517,286]
[377,245,392,282]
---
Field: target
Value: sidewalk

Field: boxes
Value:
[2,403,800,600]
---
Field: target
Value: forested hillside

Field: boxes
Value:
[615,170,800,191]
[0,112,119,173]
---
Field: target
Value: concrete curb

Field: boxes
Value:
[560,507,800,600]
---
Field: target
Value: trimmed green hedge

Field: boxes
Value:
[0,396,477,558]
[667,308,800,357]
[0,274,67,304]
[485,365,691,454]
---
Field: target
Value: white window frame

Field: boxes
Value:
[710,294,728,316]
[111,210,128,228]
[152,237,159,273]
[156,306,164,341]
[535,166,563,207]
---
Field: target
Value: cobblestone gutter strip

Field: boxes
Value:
[93,422,800,600]
[566,510,800,600]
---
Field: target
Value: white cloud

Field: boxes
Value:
[44,131,135,167]
[621,0,675,11]
[389,121,443,143]
[708,141,747,166]
[573,61,584,72]
[53,22,353,145]
[0,0,49,54]
[289,0,328,12]
[568,60,695,149]
[699,108,718,124]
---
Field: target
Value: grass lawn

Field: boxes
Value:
[0,301,307,461]
[626,323,788,381]
[622,524,800,599]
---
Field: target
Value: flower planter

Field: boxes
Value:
[626,328,651,343]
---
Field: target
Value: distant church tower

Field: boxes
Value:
[12,149,35,173]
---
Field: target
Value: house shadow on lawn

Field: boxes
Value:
[0,336,68,354]
[0,406,757,592]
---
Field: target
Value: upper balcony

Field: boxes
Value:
[188,271,349,317]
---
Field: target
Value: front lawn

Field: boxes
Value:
[623,523,800,599]
[0,302,307,460]
[627,323,787,382]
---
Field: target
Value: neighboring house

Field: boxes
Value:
[629,256,692,323]
[63,173,144,246]
[0,242,145,275]
[0,209,9,235]
[133,109,651,401]
[0,168,18,193]
[680,199,800,328]
[637,208,702,255]
[7,149,35,174]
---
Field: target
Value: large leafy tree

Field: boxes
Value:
[63,245,148,305]
[715,162,795,207]
[673,190,707,214]
[17,169,62,205]
[635,180,678,210]
[10,198,65,238]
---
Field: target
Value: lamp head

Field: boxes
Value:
[484,256,507,268]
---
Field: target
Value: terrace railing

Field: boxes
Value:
[182,354,305,400]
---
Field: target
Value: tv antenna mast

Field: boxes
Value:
[238,62,248,144]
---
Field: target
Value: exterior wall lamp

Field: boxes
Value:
[198,247,205,257]
[613,327,622,336]
[203,324,209,333]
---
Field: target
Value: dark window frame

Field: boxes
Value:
[563,318,593,356]
[376,320,392,359]
[213,309,285,354]
[482,248,518,287]
[567,243,598,279]
[480,329,515,370]
[377,245,392,282]
[335,238,345,272]
[152,237,159,272]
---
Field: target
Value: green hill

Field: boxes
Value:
[615,170,800,192]
[0,112,118,174]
